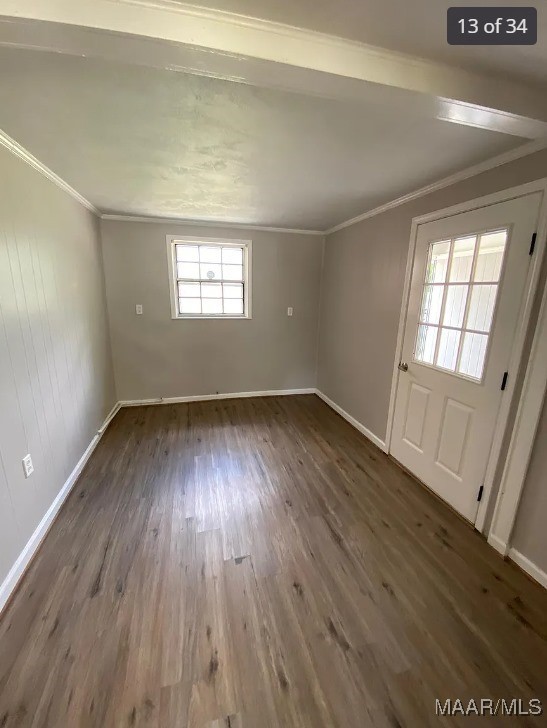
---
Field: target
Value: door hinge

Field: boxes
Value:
[501,371,509,391]
[529,232,537,256]
[477,485,484,502]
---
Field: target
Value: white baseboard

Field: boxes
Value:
[508,548,547,590]
[98,401,122,433]
[487,532,509,556]
[119,388,316,407]
[0,401,120,616]
[314,390,387,453]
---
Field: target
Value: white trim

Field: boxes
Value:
[488,244,547,554]
[405,178,547,227]
[476,186,547,532]
[0,401,120,615]
[385,179,547,535]
[0,128,99,216]
[315,390,387,453]
[508,548,547,590]
[1,99,544,239]
[98,401,121,434]
[3,0,546,132]
[385,215,418,453]
[166,235,252,320]
[119,388,316,407]
[102,214,323,236]
[487,532,508,556]
[99,140,547,239]
[325,140,547,235]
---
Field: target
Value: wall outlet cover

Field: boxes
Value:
[22,454,34,478]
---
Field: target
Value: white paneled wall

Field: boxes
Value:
[0,145,115,592]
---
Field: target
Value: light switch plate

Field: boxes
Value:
[136,304,143,315]
[287,307,293,316]
[22,454,34,478]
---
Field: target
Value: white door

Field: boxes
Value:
[390,192,541,522]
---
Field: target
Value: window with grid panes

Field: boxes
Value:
[414,229,508,381]
[167,238,250,318]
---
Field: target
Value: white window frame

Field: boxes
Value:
[412,227,509,383]
[166,235,252,320]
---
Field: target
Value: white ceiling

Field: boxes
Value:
[186,0,547,86]
[0,47,524,230]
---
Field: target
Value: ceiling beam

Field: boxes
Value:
[1,0,547,139]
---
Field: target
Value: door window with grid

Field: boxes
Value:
[167,238,251,318]
[414,229,508,381]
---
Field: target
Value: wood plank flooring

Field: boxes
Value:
[0,395,546,727]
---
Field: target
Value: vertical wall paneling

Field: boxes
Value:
[0,144,116,595]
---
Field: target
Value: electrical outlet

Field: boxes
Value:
[22,454,34,478]
[136,304,143,315]
[287,307,293,317]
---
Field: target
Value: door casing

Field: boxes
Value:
[386,178,547,533]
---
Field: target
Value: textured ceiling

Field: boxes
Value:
[186,0,547,86]
[0,47,523,230]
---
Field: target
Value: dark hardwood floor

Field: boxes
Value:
[0,395,546,727]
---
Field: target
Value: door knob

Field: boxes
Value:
[398,362,409,372]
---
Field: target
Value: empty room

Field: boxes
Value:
[1,1,547,725]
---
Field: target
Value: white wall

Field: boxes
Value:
[101,220,324,401]
[0,146,116,598]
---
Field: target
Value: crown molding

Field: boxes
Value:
[325,139,547,235]
[99,141,547,235]
[0,129,99,215]
[101,214,324,236]
[2,127,545,237]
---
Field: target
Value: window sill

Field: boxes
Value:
[171,315,252,320]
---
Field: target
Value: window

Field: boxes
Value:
[414,228,508,381]
[167,236,251,319]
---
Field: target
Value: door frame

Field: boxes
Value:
[488,251,547,556]
[385,178,547,533]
